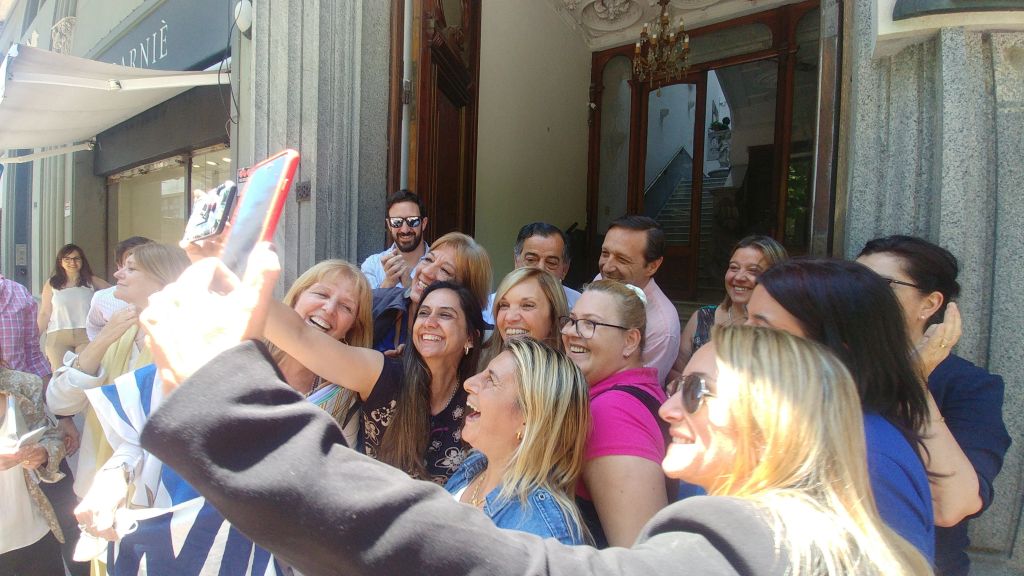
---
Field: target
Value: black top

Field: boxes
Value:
[142,341,792,576]
[362,358,469,484]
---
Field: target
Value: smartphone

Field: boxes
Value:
[220,149,300,276]
[182,181,238,243]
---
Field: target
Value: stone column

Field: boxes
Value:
[249,0,390,286]
[841,1,1024,571]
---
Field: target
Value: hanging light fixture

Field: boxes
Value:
[632,0,690,85]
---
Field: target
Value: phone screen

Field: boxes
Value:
[220,150,300,276]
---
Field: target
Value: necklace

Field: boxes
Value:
[726,305,747,326]
[436,381,459,411]
[468,470,489,508]
[305,375,324,398]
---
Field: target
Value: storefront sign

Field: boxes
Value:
[98,0,234,71]
[893,0,1024,20]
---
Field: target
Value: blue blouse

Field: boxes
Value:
[864,412,935,562]
[445,451,586,545]
[930,354,1011,576]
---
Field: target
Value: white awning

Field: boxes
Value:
[0,43,226,154]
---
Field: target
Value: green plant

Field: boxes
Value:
[709,116,731,131]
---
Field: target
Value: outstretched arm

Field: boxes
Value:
[135,247,775,576]
[264,299,384,400]
[140,341,767,576]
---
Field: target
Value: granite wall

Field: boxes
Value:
[248,0,391,287]
[841,0,1024,572]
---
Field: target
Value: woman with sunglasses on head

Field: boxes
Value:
[38,244,111,371]
[371,232,491,355]
[746,258,935,560]
[857,235,1010,576]
[671,235,787,380]
[559,279,668,548]
[265,279,486,484]
[136,250,931,575]
[447,337,590,544]
[477,267,569,370]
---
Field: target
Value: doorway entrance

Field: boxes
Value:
[588,2,821,304]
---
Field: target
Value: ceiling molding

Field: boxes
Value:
[546,0,806,51]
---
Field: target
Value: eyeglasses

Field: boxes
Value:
[679,373,716,414]
[882,277,921,290]
[387,217,422,229]
[61,257,82,263]
[558,315,628,339]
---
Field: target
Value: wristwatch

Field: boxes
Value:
[102,462,135,485]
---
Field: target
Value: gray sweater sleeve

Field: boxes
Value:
[140,341,785,576]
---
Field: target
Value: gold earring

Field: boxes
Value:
[516,430,523,441]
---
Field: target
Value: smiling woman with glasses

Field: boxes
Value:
[37,244,110,372]
[559,279,669,548]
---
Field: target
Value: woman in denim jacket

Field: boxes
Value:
[446,337,590,544]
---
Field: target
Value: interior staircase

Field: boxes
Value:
[654,172,730,307]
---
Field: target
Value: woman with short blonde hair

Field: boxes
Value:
[268,259,373,447]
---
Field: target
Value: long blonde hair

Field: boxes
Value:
[479,268,568,368]
[495,338,590,542]
[710,326,931,575]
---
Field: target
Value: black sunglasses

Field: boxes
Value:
[679,373,716,414]
[387,217,422,229]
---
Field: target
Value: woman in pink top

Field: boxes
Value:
[558,279,668,548]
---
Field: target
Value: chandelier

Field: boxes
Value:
[632,0,690,85]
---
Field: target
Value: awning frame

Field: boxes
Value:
[0,43,228,157]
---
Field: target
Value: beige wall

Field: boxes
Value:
[73,0,146,56]
[475,0,592,284]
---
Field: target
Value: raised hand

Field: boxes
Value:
[140,243,280,395]
[915,301,962,380]
[379,248,409,289]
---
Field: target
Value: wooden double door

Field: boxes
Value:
[588,1,823,302]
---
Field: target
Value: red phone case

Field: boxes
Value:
[220,149,300,275]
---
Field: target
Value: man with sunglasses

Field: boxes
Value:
[360,190,430,289]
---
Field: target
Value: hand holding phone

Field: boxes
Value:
[182,182,238,243]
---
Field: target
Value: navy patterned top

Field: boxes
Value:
[361,358,469,484]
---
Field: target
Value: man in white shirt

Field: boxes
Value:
[483,222,581,324]
[86,236,152,341]
[596,215,680,385]
[360,191,429,289]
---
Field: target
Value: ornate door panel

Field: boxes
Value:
[411,0,480,240]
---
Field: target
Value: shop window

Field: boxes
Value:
[108,145,231,246]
